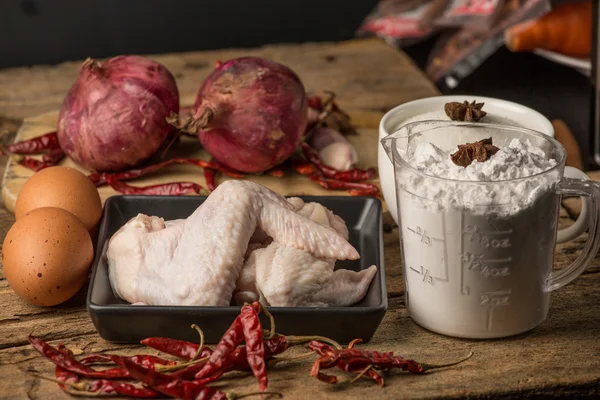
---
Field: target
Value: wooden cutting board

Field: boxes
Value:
[1,111,383,212]
[0,38,440,213]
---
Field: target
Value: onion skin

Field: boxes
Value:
[57,56,179,172]
[190,57,308,173]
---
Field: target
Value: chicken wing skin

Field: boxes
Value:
[107,181,358,306]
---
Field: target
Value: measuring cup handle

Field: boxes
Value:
[545,174,600,292]
[556,167,592,243]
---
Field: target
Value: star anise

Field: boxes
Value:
[450,137,499,167]
[444,100,487,122]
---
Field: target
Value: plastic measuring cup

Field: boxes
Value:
[381,121,600,339]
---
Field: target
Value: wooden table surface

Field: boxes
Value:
[0,39,599,399]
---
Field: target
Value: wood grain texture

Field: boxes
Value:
[0,38,438,121]
[1,39,599,399]
[0,38,439,214]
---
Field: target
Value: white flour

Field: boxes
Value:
[397,136,561,338]
[401,138,558,215]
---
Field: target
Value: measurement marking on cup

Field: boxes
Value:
[409,266,435,285]
[461,253,512,278]
[440,216,449,282]
[407,226,443,245]
[480,290,512,331]
[463,225,512,248]
[460,213,469,296]
[485,214,513,233]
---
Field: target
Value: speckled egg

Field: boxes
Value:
[15,166,102,235]
[2,207,94,306]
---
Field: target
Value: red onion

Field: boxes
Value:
[57,56,179,172]
[182,57,308,173]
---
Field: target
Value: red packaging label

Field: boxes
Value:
[446,0,503,17]
[359,2,438,39]
[361,15,431,38]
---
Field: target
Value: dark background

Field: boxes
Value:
[403,36,593,167]
[0,0,593,165]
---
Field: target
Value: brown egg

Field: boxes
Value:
[2,207,94,306]
[15,166,102,235]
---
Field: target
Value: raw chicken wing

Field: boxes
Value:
[107,181,358,306]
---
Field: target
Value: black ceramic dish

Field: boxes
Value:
[86,195,387,344]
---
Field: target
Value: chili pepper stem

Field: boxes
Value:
[190,324,205,361]
[229,391,282,400]
[259,305,276,340]
[268,351,316,367]
[63,388,105,397]
[62,388,107,397]
[420,351,474,372]
[350,365,374,384]
[154,355,210,372]
[160,129,182,159]
[320,91,336,114]
[29,374,89,392]
[286,335,342,350]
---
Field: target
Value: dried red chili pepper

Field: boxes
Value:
[306,92,354,135]
[15,156,48,172]
[169,335,287,382]
[43,342,161,397]
[38,372,161,398]
[348,187,381,197]
[312,177,380,194]
[301,142,375,182]
[140,337,211,360]
[6,131,60,154]
[348,365,385,386]
[308,339,473,387]
[106,176,203,196]
[307,92,339,114]
[55,343,80,391]
[120,357,278,400]
[184,333,337,385]
[240,303,267,392]
[89,158,243,187]
[78,354,122,365]
[29,335,131,379]
[82,379,160,398]
[79,353,176,368]
[266,167,285,177]
[88,161,169,186]
[178,159,243,179]
[178,348,241,383]
[204,166,217,191]
[308,339,384,386]
[41,148,65,165]
[143,333,293,372]
[291,159,380,197]
[55,366,80,392]
[14,146,66,172]
[120,357,226,400]
[308,96,324,110]
[194,302,261,380]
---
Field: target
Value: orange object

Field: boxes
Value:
[504,0,592,58]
